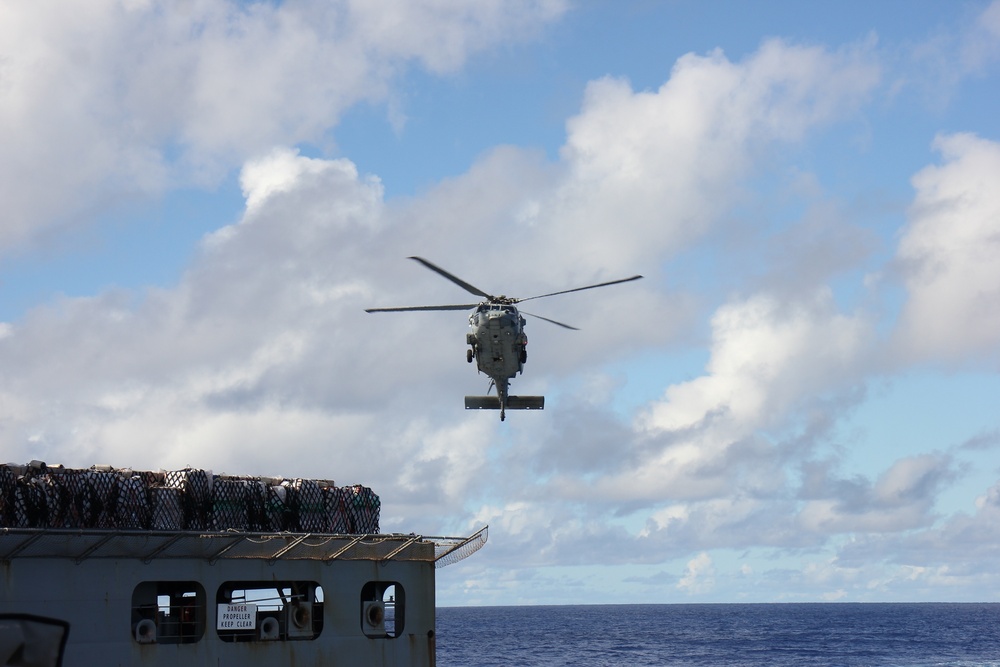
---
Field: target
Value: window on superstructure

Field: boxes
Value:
[360,581,404,638]
[131,581,206,644]
[215,581,324,642]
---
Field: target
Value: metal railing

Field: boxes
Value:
[1,526,487,567]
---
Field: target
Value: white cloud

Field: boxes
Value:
[961,0,1000,72]
[894,133,1000,365]
[797,454,956,534]
[239,147,351,212]
[563,290,873,506]
[677,552,716,595]
[536,39,879,272]
[832,478,1000,599]
[344,0,568,74]
[898,0,1000,106]
[645,290,870,433]
[0,0,569,253]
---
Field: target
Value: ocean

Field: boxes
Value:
[435,604,1000,666]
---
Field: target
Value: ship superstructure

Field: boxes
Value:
[0,461,486,667]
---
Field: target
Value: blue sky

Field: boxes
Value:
[1,0,999,606]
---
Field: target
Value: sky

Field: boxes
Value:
[1,0,999,606]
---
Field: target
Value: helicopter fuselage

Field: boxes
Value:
[467,302,528,383]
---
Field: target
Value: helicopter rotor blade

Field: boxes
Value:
[521,311,580,330]
[366,304,479,313]
[516,274,643,303]
[409,256,493,299]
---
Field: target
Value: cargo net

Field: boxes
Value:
[0,461,379,534]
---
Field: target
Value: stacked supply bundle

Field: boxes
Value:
[265,483,291,531]
[341,485,381,534]
[287,478,326,532]
[0,461,379,534]
[163,468,212,530]
[209,477,249,531]
[89,466,125,529]
[0,465,20,527]
[149,485,184,530]
[323,485,351,534]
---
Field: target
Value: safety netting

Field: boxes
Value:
[0,461,379,534]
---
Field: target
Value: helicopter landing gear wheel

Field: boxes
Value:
[467,348,474,363]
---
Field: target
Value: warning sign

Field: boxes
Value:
[217,603,257,630]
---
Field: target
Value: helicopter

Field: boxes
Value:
[366,257,642,421]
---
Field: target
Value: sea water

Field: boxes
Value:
[435,603,1000,666]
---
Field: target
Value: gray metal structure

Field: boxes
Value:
[367,257,642,420]
[0,526,487,666]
